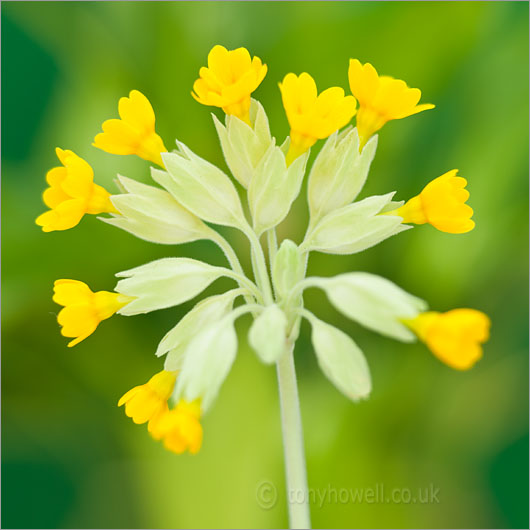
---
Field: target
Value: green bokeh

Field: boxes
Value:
[2,2,528,528]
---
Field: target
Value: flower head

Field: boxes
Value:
[348,59,434,148]
[395,170,474,233]
[280,72,357,164]
[406,309,491,370]
[36,148,115,232]
[192,45,267,124]
[149,400,203,455]
[118,370,177,424]
[93,90,167,166]
[53,279,131,347]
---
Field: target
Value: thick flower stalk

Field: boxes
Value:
[37,45,490,529]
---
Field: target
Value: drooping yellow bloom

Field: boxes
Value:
[280,72,357,165]
[118,370,177,424]
[348,59,435,148]
[406,309,491,370]
[192,45,268,124]
[149,399,203,455]
[394,170,475,233]
[53,279,131,347]
[36,148,115,232]
[93,90,167,166]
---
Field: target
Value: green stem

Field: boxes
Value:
[267,228,278,268]
[276,343,311,529]
[210,230,261,305]
[265,230,311,529]
[244,226,274,305]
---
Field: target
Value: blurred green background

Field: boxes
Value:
[2,1,528,528]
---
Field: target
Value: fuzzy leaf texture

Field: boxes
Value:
[308,129,378,225]
[303,193,409,254]
[272,239,304,300]
[248,305,288,364]
[311,273,427,341]
[248,144,308,235]
[213,99,273,188]
[103,175,211,245]
[156,290,240,370]
[156,142,246,228]
[176,314,238,411]
[309,315,372,401]
[115,258,228,315]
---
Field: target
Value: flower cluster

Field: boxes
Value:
[37,45,490,456]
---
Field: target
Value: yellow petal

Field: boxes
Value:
[53,279,93,306]
[42,185,71,209]
[57,305,99,347]
[118,90,156,132]
[36,198,86,232]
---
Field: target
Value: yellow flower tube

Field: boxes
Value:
[393,170,475,233]
[53,279,131,347]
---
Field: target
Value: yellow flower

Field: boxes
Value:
[35,148,115,232]
[192,45,267,125]
[118,370,177,424]
[53,279,131,347]
[348,59,435,148]
[406,309,491,370]
[394,170,475,233]
[93,90,167,166]
[149,399,203,455]
[280,72,357,165]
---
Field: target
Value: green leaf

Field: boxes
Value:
[115,258,226,315]
[176,314,238,411]
[272,239,304,300]
[102,175,210,245]
[157,143,246,229]
[157,290,240,370]
[248,145,308,235]
[308,314,371,401]
[312,273,427,342]
[248,305,287,364]
[308,129,377,224]
[303,193,409,254]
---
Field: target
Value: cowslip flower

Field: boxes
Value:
[348,59,435,148]
[392,170,474,233]
[405,309,491,370]
[93,90,167,166]
[280,72,357,164]
[40,46,490,527]
[149,400,202,455]
[53,279,131,347]
[192,45,267,125]
[118,370,177,424]
[36,148,115,232]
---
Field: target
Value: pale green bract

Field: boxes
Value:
[213,99,273,188]
[102,175,212,245]
[104,103,424,411]
[248,304,288,364]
